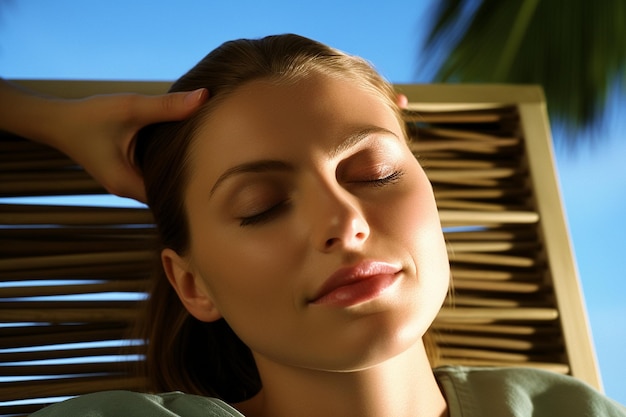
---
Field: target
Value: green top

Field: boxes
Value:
[32,366,626,416]
[435,366,626,417]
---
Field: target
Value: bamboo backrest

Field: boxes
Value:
[0,81,600,416]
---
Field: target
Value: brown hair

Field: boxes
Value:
[134,34,415,403]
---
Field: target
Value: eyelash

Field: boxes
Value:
[239,169,405,227]
[365,169,405,187]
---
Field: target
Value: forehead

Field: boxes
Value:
[185,73,401,180]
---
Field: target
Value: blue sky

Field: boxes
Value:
[1,0,625,403]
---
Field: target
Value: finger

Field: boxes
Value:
[182,88,209,108]
[133,88,208,124]
[395,93,408,109]
[159,88,208,118]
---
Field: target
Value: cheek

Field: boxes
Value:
[191,231,306,362]
[414,185,450,300]
[407,175,444,247]
[391,166,450,292]
[187,215,301,329]
[384,165,442,242]
[191,229,283,303]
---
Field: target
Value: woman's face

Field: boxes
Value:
[172,73,449,373]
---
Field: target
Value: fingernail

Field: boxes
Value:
[184,88,207,106]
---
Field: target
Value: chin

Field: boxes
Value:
[316,310,431,373]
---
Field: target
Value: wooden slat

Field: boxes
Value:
[0,239,153,256]
[410,139,521,154]
[0,251,153,272]
[0,262,153,282]
[0,361,139,377]
[430,322,560,336]
[0,209,153,225]
[435,307,559,322]
[449,252,537,268]
[0,344,144,364]
[438,347,555,363]
[444,228,537,242]
[0,324,132,350]
[0,300,144,324]
[438,210,539,225]
[447,241,538,253]
[449,268,541,281]
[435,333,558,352]
[450,280,542,293]
[0,225,154,238]
[404,112,507,123]
[449,295,550,309]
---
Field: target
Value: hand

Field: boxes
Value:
[52,89,208,202]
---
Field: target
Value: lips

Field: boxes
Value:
[309,260,402,307]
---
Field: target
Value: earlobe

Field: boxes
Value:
[161,248,222,322]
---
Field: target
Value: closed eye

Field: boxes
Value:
[239,200,290,226]
[363,169,405,187]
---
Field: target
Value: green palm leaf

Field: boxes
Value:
[421,0,626,143]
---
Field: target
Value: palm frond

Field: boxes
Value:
[420,0,626,144]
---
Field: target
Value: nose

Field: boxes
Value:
[308,185,370,253]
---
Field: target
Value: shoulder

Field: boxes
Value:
[30,390,245,417]
[435,366,626,417]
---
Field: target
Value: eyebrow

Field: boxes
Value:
[328,126,399,159]
[209,160,293,197]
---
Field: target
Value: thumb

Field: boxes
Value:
[134,88,209,124]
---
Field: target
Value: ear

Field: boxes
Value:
[161,248,222,322]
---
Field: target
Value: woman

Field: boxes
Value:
[27,34,626,416]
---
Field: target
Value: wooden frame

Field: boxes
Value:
[398,83,600,388]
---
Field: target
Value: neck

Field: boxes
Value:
[235,341,447,417]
